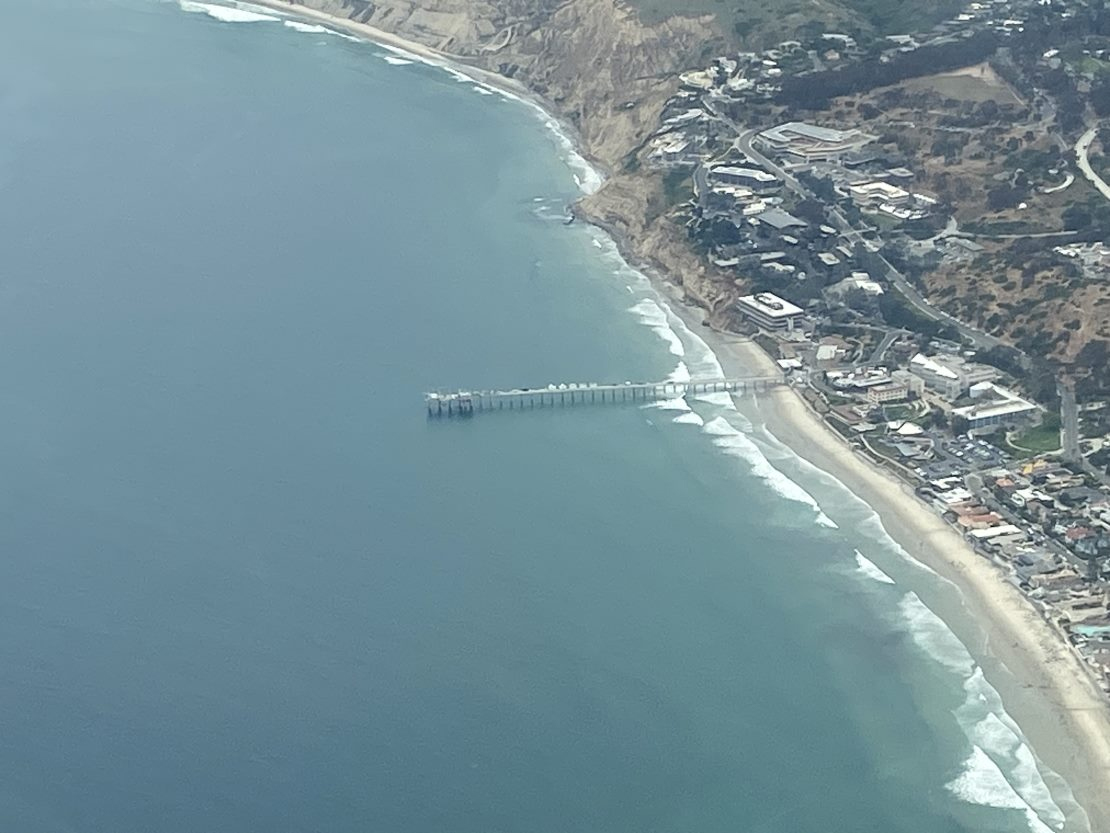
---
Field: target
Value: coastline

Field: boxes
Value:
[235,0,607,190]
[666,290,1110,832]
[193,1,1110,828]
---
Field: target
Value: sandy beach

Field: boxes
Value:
[239,0,601,164]
[676,300,1110,832]
[216,0,1110,826]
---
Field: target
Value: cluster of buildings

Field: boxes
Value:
[755,122,939,222]
[753,122,876,163]
[677,116,945,298]
[925,460,1110,691]
[647,0,1058,169]
[1054,241,1110,282]
[637,0,1110,699]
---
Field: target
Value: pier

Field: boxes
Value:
[425,377,783,417]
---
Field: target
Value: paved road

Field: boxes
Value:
[865,328,911,366]
[736,129,1007,353]
[1060,381,1110,487]
[1060,381,1080,462]
[1075,124,1110,200]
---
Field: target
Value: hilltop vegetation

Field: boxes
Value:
[624,0,970,47]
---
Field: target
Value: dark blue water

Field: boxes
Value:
[0,2,1083,831]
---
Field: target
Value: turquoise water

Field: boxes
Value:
[0,1,1087,831]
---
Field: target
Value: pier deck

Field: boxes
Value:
[425,377,782,416]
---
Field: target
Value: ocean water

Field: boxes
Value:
[0,1,1089,831]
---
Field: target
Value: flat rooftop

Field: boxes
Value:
[711,165,777,182]
[758,121,877,148]
[739,292,804,318]
[762,122,856,143]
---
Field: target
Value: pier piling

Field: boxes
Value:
[424,376,783,418]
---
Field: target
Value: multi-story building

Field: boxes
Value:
[866,382,910,404]
[952,383,1038,430]
[908,353,998,400]
[737,292,804,331]
[755,122,877,163]
[708,165,781,195]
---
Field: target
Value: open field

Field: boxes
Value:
[1010,413,1063,455]
[903,63,1024,104]
[624,0,968,43]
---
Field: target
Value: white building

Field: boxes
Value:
[849,181,911,207]
[908,353,998,400]
[754,122,877,163]
[708,165,780,194]
[866,382,910,403]
[952,384,1038,431]
[737,292,804,331]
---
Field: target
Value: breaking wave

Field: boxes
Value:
[855,550,896,584]
[628,299,684,358]
[672,411,704,427]
[645,397,691,413]
[178,0,278,23]
[283,20,327,34]
[702,417,836,525]
[897,593,1072,832]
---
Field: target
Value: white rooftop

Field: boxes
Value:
[761,121,863,144]
[953,384,1038,421]
[911,353,959,380]
[712,165,777,182]
[739,292,803,318]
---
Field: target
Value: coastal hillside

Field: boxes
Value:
[296,0,719,168]
[291,0,1109,387]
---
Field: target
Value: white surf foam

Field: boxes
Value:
[957,668,1070,831]
[645,397,691,413]
[672,411,705,427]
[667,362,691,384]
[1011,743,1070,830]
[855,550,895,584]
[702,417,836,524]
[178,0,278,23]
[858,512,942,577]
[948,745,1036,811]
[693,390,737,410]
[283,20,327,34]
[899,591,976,676]
[628,299,684,358]
[898,595,1072,831]
[653,297,725,380]
[381,54,415,65]
[948,747,1057,833]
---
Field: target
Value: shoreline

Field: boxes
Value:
[235,0,608,190]
[189,1,1110,828]
[664,290,1110,832]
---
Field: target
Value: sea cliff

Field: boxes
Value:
[281,0,734,318]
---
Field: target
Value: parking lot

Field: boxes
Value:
[913,436,1010,481]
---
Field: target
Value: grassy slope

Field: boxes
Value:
[625,0,968,45]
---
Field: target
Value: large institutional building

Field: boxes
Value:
[737,292,804,331]
[754,122,877,162]
[908,353,998,400]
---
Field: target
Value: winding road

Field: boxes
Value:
[734,128,1008,353]
[1075,124,1110,200]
